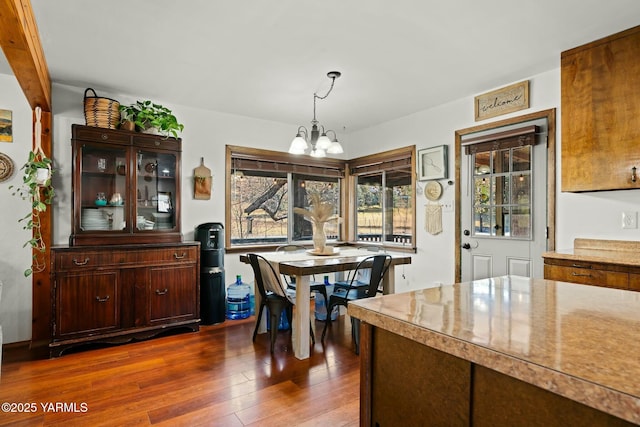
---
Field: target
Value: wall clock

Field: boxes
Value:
[0,152,15,182]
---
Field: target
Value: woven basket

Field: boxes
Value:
[83,88,121,129]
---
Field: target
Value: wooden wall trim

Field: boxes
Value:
[30,110,52,344]
[454,108,556,282]
[0,0,53,344]
[0,0,51,111]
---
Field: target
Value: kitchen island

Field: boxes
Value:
[349,276,640,426]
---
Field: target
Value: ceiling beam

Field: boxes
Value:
[0,0,51,111]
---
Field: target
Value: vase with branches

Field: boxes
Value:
[293,193,340,254]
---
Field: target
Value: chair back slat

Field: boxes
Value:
[248,254,268,299]
[342,254,391,298]
[248,253,289,299]
[365,255,392,297]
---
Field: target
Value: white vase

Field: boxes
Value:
[36,168,50,185]
[313,222,327,253]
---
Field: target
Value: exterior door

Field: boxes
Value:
[460,118,549,281]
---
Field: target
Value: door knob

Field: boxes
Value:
[463,229,470,236]
[462,243,471,250]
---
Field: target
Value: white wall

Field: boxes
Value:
[3,66,640,343]
[349,67,640,292]
[0,74,36,344]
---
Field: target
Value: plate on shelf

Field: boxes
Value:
[306,247,340,256]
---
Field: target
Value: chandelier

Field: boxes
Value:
[288,71,344,157]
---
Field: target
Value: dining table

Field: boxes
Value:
[239,247,412,359]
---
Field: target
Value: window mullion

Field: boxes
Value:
[287,172,294,243]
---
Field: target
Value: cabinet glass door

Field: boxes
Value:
[136,150,177,231]
[80,145,128,232]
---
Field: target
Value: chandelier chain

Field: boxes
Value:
[312,75,338,122]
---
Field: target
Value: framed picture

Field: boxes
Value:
[0,109,12,142]
[157,192,172,213]
[418,145,448,181]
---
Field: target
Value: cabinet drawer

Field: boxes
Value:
[55,251,120,270]
[544,264,628,289]
[126,246,198,264]
[74,127,131,145]
[133,136,181,152]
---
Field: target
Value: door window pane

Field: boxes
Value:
[472,146,532,240]
[492,150,510,174]
[511,206,531,238]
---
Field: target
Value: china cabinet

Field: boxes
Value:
[70,124,182,245]
[50,125,199,356]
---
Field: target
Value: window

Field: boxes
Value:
[225,145,416,250]
[349,146,415,247]
[462,125,537,239]
[226,146,344,247]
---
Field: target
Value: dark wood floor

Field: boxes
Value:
[0,312,360,426]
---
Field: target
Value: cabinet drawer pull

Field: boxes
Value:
[155,288,169,295]
[73,257,90,266]
[571,263,591,269]
[95,295,110,303]
[572,272,592,277]
[174,252,186,259]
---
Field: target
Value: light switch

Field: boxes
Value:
[622,211,637,229]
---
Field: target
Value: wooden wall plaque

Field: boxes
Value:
[474,80,529,121]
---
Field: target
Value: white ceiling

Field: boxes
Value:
[2,1,639,132]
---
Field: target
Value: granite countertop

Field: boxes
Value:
[349,276,640,424]
[542,238,640,267]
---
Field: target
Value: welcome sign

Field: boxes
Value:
[474,80,529,121]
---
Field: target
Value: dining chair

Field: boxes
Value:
[321,254,391,354]
[248,253,315,353]
[333,246,385,295]
[275,244,328,306]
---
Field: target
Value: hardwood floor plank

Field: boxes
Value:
[0,315,360,426]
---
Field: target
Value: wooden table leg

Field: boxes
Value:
[293,274,310,359]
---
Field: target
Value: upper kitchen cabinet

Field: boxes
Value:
[561,25,640,192]
[70,124,182,245]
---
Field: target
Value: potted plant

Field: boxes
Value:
[119,100,184,138]
[9,149,55,276]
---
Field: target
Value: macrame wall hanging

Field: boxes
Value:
[425,202,443,235]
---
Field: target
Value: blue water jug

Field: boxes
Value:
[226,275,251,320]
[315,275,338,321]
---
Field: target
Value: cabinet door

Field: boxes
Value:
[561,27,640,192]
[147,264,197,324]
[74,142,131,235]
[135,150,178,233]
[55,270,120,337]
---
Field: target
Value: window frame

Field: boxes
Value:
[225,145,346,251]
[225,145,416,253]
[347,146,416,250]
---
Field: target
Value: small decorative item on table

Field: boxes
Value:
[293,193,341,254]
